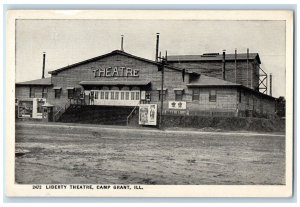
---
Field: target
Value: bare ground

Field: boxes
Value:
[15,122,285,185]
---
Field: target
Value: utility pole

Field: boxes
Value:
[157,51,168,129]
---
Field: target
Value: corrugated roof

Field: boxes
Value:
[187,75,240,87]
[168,53,261,64]
[16,77,52,86]
[79,80,151,86]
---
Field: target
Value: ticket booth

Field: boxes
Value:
[42,102,54,122]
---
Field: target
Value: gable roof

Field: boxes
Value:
[168,53,261,64]
[48,50,198,75]
[48,50,161,75]
[16,77,52,86]
[187,75,240,87]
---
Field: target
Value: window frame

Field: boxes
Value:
[125,92,130,100]
[115,91,119,100]
[192,88,200,101]
[42,87,47,98]
[54,89,61,99]
[67,89,75,99]
[209,89,217,102]
[158,90,167,101]
[174,90,183,101]
[131,92,135,100]
[29,87,35,98]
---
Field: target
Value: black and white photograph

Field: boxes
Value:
[6,10,293,197]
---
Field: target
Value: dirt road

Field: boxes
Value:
[15,122,285,185]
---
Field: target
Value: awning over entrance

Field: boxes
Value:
[79,80,151,86]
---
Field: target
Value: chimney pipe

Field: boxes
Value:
[42,52,46,79]
[222,50,226,80]
[121,35,124,51]
[235,48,237,83]
[247,48,249,88]
[270,73,272,96]
[155,33,160,62]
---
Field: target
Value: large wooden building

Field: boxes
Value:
[15,49,276,124]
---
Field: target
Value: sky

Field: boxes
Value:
[16,19,286,98]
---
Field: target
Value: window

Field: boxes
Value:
[121,92,125,100]
[105,92,109,100]
[29,87,35,98]
[209,90,216,102]
[42,87,47,98]
[125,92,129,100]
[54,89,61,99]
[68,89,74,99]
[192,88,200,101]
[158,90,167,101]
[95,91,99,99]
[246,95,250,106]
[100,91,104,99]
[115,92,119,100]
[111,91,115,100]
[145,92,151,101]
[175,90,183,101]
[131,92,135,100]
[37,100,45,113]
[136,92,140,100]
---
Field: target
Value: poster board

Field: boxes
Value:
[139,104,157,126]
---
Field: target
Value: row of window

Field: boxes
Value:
[91,91,140,101]
[31,87,218,102]
[159,89,217,102]
[29,87,48,98]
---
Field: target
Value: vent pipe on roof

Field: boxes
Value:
[222,50,226,80]
[270,73,272,96]
[155,33,160,62]
[121,35,124,51]
[42,52,46,79]
[247,48,249,88]
[235,48,237,83]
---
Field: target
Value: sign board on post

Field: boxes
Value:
[168,101,187,110]
[139,104,157,126]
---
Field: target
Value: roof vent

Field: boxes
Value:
[201,53,220,57]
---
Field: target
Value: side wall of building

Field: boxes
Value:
[169,60,260,91]
[238,88,275,118]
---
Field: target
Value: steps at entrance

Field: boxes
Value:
[58,105,135,125]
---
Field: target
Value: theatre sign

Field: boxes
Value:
[92,67,140,77]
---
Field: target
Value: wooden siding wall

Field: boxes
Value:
[16,86,50,99]
[238,89,275,117]
[186,88,237,113]
[49,54,190,110]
